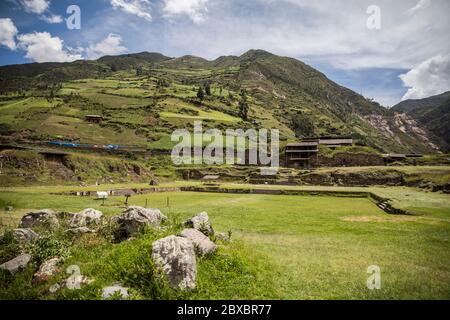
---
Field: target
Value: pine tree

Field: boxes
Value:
[205,83,211,96]
[238,90,249,121]
[197,86,205,101]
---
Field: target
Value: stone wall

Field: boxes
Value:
[312,152,384,167]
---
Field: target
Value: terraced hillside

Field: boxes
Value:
[0,50,443,153]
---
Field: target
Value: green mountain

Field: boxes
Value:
[392,91,450,151]
[0,50,443,153]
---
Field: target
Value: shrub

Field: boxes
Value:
[0,230,21,264]
[27,233,71,264]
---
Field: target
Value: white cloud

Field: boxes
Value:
[41,14,63,24]
[408,0,432,14]
[86,34,128,60]
[20,0,49,14]
[0,18,18,50]
[400,55,450,100]
[110,0,152,21]
[0,19,127,63]
[17,32,83,63]
[17,0,63,24]
[163,0,209,23]
[154,0,449,72]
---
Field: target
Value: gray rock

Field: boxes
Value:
[13,228,39,243]
[69,208,103,227]
[152,235,197,290]
[215,232,231,243]
[49,283,61,294]
[180,229,217,256]
[33,257,60,284]
[116,206,167,236]
[0,254,32,274]
[102,284,129,299]
[20,209,59,229]
[65,275,94,289]
[185,212,214,236]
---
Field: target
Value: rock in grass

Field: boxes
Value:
[69,208,103,228]
[102,284,129,299]
[116,206,167,236]
[215,232,231,243]
[152,236,197,290]
[0,254,32,274]
[20,209,59,229]
[64,275,94,289]
[13,228,39,243]
[33,257,60,284]
[184,212,214,236]
[49,283,61,294]
[180,229,217,256]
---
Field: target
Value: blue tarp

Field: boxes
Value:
[48,141,121,150]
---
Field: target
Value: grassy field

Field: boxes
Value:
[1,183,449,300]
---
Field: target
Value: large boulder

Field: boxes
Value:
[0,254,32,274]
[184,212,214,236]
[116,206,167,236]
[20,209,59,229]
[69,208,103,228]
[152,236,197,290]
[12,228,39,243]
[180,229,217,256]
[33,257,60,284]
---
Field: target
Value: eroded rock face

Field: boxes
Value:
[0,254,32,274]
[116,206,167,236]
[12,228,39,243]
[20,209,59,229]
[180,229,217,256]
[102,284,129,299]
[33,257,60,284]
[151,236,197,290]
[184,212,214,236]
[69,208,103,228]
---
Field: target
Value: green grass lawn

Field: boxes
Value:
[1,184,449,300]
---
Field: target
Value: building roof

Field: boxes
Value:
[319,138,353,144]
[85,115,103,118]
[286,142,319,147]
[203,175,220,180]
[383,153,406,158]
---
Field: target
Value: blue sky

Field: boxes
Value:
[1,0,449,107]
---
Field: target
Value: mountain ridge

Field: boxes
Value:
[0,49,444,153]
[392,91,450,151]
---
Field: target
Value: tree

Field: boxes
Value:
[197,86,205,101]
[238,90,249,121]
[292,113,314,138]
[205,83,211,96]
[136,66,144,77]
